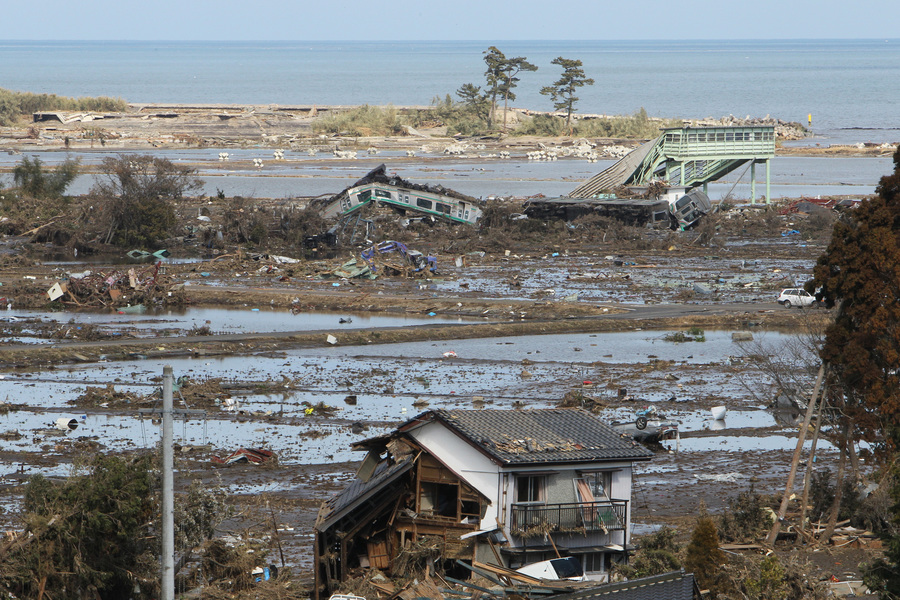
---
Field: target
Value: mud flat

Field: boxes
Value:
[0,107,886,591]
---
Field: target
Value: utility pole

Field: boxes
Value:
[139,366,204,600]
[161,366,175,600]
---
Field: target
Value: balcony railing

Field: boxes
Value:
[510,500,628,537]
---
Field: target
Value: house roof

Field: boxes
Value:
[315,455,414,532]
[403,409,654,465]
[550,571,699,600]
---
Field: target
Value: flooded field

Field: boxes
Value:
[0,133,867,588]
[0,306,482,343]
[0,148,889,200]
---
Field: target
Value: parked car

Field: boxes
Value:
[777,288,819,308]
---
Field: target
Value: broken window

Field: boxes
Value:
[416,198,432,210]
[358,189,372,201]
[375,189,392,199]
[415,455,485,525]
[435,202,451,214]
[516,475,545,504]
[577,472,612,501]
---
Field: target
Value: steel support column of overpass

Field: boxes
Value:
[571,125,776,202]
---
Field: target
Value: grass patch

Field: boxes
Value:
[0,87,127,126]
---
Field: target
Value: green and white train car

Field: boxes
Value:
[322,181,483,225]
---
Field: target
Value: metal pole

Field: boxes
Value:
[162,365,175,600]
[750,161,757,204]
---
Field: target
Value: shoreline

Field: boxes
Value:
[5,103,895,158]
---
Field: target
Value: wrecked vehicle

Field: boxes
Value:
[612,407,679,444]
[313,408,653,598]
[361,240,436,274]
[523,187,712,230]
[316,164,483,225]
[516,556,586,581]
[777,287,820,308]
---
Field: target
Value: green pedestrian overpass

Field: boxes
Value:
[570,125,776,202]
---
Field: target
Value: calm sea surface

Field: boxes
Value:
[2,39,899,143]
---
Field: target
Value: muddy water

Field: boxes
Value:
[1,306,480,342]
[1,329,800,470]
[5,150,889,200]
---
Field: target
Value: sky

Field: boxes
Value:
[5,0,900,40]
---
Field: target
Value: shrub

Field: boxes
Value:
[513,114,567,136]
[718,487,771,542]
[629,527,682,577]
[87,154,201,248]
[312,105,406,137]
[12,156,79,199]
[573,108,683,139]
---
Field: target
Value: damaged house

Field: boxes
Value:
[314,409,654,598]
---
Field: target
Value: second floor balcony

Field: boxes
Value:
[510,500,628,538]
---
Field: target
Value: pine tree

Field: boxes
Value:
[863,428,900,597]
[684,511,726,595]
[812,145,900,450]
[540,57,595,130]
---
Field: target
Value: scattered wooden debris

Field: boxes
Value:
[48,261,186,308]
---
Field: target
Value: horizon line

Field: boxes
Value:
[2,37,899,43]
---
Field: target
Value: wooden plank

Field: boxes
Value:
[367,540,390,569]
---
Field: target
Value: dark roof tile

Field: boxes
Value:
[423,409,653,465]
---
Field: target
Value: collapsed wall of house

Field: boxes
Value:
[314,437,489,598]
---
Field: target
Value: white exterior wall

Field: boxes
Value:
[408,421,640,566]
[408,422,502,527]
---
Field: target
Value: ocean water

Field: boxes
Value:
[2,39,899,143]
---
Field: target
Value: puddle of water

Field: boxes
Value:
[1,306,480,341]
[0,408,390,466]
[661,435,835,453]
[0,329,815,467]
[302,329,794,365]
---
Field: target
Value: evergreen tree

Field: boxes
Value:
[684,510,726,595]
[497,54,537,130]
[811,145,900,451]
[0,454,159,599]
[482,46,506,129]
[456,83,490,125]
[863,429,900,597]
[540,57,595,130]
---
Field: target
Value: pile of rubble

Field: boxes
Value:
[46,261,186,309]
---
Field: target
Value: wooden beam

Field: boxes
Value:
[766,364,825,545]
